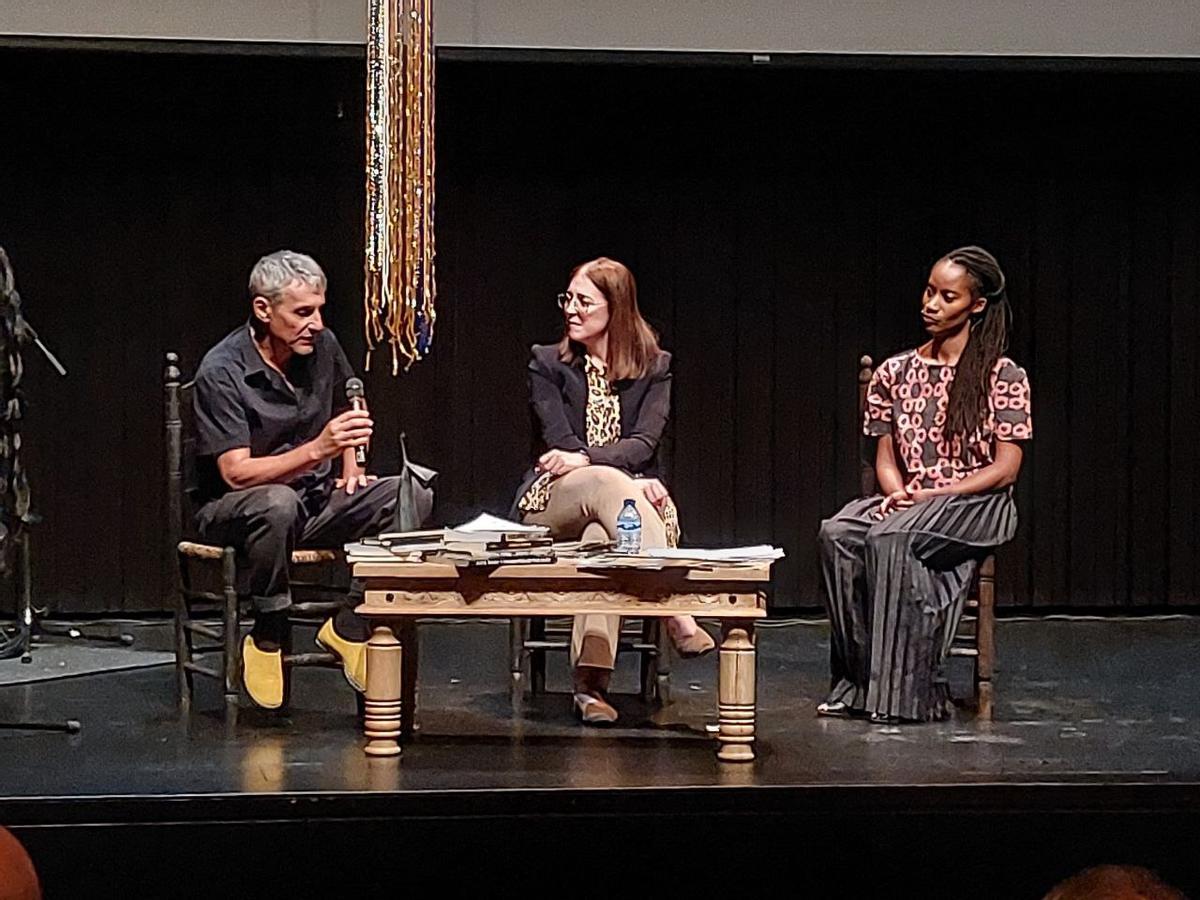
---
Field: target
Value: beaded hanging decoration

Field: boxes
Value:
[0,248,32,574]
[364,0,436,373]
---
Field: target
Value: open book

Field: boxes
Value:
[442,513,550,546]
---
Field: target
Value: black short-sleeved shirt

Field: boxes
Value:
[192,323,356,505]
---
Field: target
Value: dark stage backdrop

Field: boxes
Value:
[1,45,1197,613]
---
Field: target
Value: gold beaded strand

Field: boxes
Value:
[364,0,436,373]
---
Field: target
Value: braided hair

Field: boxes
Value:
[941,246,1013,439]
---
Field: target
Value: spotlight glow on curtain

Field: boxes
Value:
[364,0,436,373]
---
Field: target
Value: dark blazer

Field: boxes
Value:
[511,343,673,515]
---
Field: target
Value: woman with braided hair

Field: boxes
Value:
[817,246,1032,723]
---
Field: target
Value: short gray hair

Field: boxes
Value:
[248,250,327,304]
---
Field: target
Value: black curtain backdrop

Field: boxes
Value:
[0,45,1197,613]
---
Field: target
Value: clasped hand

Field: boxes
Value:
[536,449,590,476]
[536,450,670,508]
[875,481,936,520]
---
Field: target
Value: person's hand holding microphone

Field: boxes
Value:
[324,378,377,495]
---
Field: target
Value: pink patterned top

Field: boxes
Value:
[864,350,1032,490]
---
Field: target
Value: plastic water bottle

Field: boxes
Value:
[615,499,642,554]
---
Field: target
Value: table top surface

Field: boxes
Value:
[349,557,773,583]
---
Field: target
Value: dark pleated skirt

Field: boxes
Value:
[817,490,1017,721]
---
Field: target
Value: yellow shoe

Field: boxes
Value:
[242,635,284,709]
[316,619,367,693]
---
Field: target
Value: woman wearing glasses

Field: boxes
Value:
[513,257,714,725]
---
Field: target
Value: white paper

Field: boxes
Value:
[449,513,550,535]
[578,555,668,570]
[641,545,785,562]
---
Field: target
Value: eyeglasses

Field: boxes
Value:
[556,292,606,314]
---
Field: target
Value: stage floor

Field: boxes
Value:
[2,616,1198,795]
[3,616,1199,896]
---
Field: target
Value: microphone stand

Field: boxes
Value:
[0,314,133,665]
[0,251,105,737]
[0,719,80,734]
[0,249,131,692]
[14,313,67,377]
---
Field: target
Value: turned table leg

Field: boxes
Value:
[717,621,756,762]
[364,623,403,757]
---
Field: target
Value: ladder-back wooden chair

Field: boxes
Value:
[511,615,670,703]
[857,354,995,718]
[164,351,350,708]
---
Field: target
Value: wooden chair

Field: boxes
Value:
[164,351,350,709]
[857,354,995,719]
[511,615,670,703]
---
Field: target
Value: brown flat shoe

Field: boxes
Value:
[672,628,716,659]
[573,691,618,725]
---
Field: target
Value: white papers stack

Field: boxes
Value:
[577,555,669,570]
[580,545,784,570]
[642,545,785,563]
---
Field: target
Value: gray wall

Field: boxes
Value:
[3,0,1200,57]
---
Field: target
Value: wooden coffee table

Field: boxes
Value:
[351,556,771,762]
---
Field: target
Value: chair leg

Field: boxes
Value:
[530,618,547,695]
[399,619,419,740]
[509,617,527,690]
[655,619,672,705]
[221,547,241,698]
[976,679,994,721]
[976,556,996,720]
[174,552,195,708]
[279,624,294,710]
[639,618,658,704]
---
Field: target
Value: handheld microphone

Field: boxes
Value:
[344,377,368,466]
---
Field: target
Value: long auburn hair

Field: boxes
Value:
[941,245,1013,438]
[557,257,661,381]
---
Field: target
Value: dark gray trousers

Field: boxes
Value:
[817,490,1016,721]
[196,477,401,615]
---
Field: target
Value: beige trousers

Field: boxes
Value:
[523,466,668,670]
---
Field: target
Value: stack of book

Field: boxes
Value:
[432,515,554,566]
[348,514,555,567]
[354,529,444,559]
